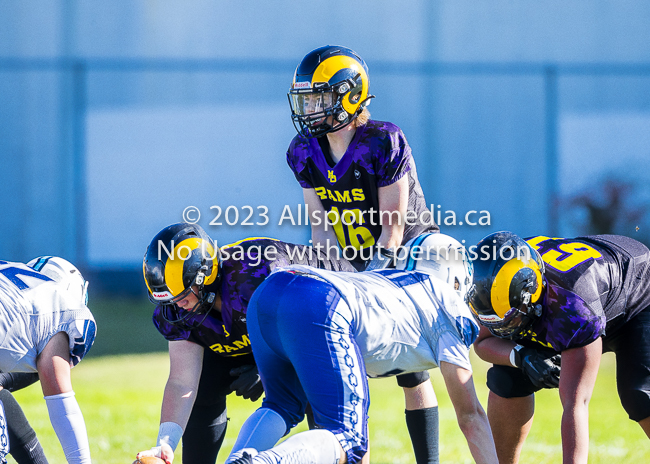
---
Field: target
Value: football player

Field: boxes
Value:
[466,232,650,464]
[136,223,355,464]
[0,372,48,464]
[286,45,441,464]
[225,234,497,464]
[0,256,96,464]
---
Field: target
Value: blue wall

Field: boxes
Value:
[2,1,650,294]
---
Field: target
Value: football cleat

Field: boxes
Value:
[228,448,258,464]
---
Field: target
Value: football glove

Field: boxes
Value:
[512,345,561,389]
[230,364,264,402]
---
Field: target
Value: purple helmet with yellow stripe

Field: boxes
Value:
[466,231,546,340]
[288,45,374,138]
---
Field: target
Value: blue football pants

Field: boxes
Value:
[247,271,369,464]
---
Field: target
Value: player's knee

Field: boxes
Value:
[186,400,227,431]
[261,402,301,432]
[619,385,650,422]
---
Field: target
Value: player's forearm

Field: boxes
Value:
[473,334,516,366]
[459,410,498,464]
[160,378,198,431]
[45,391,91,464]
[0,372,39,392]
[561,403,590,464]
[377,224,404,250]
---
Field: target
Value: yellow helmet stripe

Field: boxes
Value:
[203,240,218,286]
[164,238,216,296]
[490,258,543,318]
[312,55,368,114]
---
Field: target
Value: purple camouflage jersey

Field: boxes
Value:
[286,120,438,263]
[153,238,355,357]
[516,234,650,352]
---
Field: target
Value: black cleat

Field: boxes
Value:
[229,449,257,464]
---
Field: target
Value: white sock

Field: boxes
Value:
[227,408,287,462]
[254,430,342,464]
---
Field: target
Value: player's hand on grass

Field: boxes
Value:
[512,345,561,389]
[230,364,264,401]
[135,443,174,464]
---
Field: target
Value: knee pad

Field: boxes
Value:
[619,385,650,422]
[396,370,430,388]
[486,364,540,398]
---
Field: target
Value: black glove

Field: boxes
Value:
[512,345,561,389]
[230,364,264,402]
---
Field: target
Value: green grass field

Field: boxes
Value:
[8,298,650,463]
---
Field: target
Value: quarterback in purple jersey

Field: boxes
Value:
[467,231,650,464]
[287,119,435,266]
[286,45,440,464]
[136,223,355,464]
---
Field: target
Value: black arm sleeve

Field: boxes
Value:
[0,372,40,392]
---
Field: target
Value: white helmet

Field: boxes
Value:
[26,256,89,307]
[396,233,473,300]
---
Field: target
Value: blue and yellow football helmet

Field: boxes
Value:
[143,223,220,326]
[288,45,374,138]
[466,231,546,339]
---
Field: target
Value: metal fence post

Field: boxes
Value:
[545,65,559,235]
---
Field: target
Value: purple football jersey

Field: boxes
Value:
[153,238,355,357]
[286,120,438,262]
[518,235,650,351]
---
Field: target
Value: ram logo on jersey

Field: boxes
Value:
[210,334,251,355]
[314,186,365,203]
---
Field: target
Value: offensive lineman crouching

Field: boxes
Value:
[226,234,497,464]
[136,223,355,464]
[0,257,96,464]
[467,232,650,464]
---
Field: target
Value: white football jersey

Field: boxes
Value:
[275,266,479,377]
[0,261,96,373]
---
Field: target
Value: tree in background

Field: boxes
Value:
[563,177,649,246]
